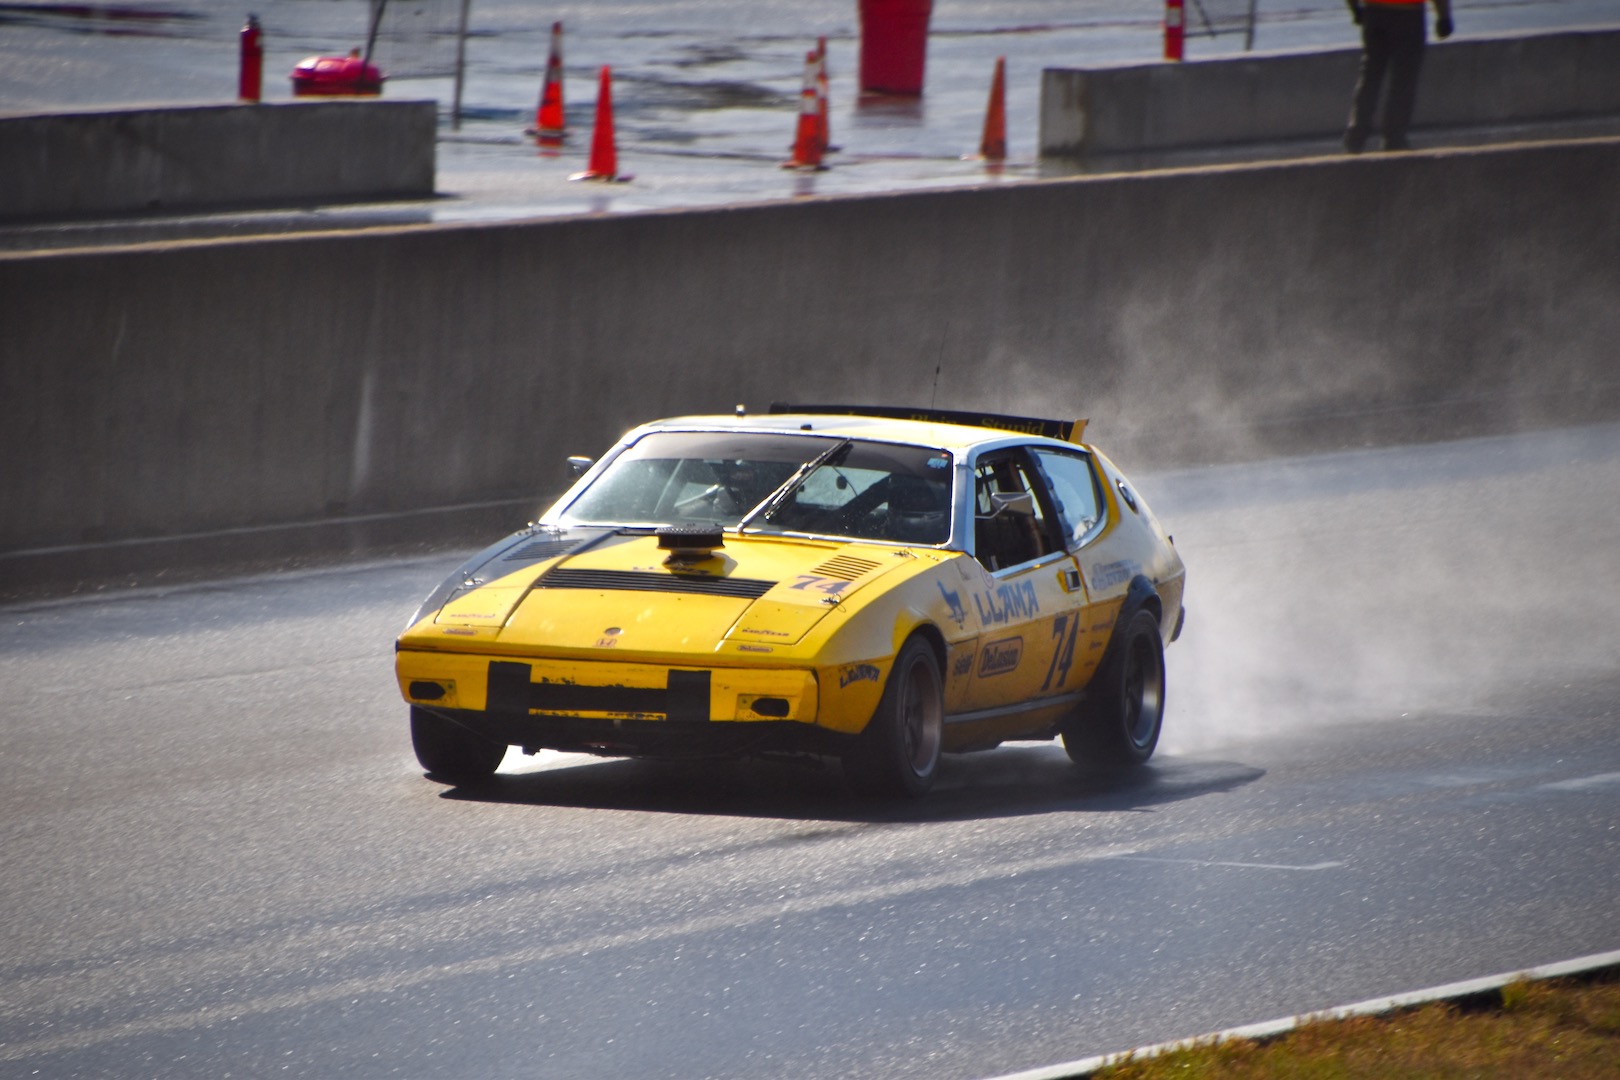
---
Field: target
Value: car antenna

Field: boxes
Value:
[930,323,948,408]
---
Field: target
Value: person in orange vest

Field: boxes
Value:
[1343,0,1453,153]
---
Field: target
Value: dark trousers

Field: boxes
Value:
[1347,4,1426,150]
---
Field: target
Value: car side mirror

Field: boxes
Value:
[566,456,594,477]
[987,491,1036,517]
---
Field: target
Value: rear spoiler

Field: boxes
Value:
[768,403,1087,444]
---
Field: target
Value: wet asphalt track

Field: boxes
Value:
[2,421,1616,1078]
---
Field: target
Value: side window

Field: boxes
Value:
[972,453,1058,571]
[1029,447,1103,548]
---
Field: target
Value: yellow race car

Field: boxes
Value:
[395,405,1186,797]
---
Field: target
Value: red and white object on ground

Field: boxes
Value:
[976,56,1006,161]
[239,14,262,102]
[783,50,827,170]
[290,50,382,96]
[532,21,565,141]
[1164,0,1186,61]
[570,66,627,181]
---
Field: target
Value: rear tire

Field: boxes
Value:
[844,638,944,798]
[1062,608,1164,771]
[411,706,506,785]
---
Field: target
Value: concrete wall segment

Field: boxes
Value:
[2,137,1618,570]
[1041,26,1620,157]
[0,101,436,222]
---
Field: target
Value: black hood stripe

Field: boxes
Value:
[537,567,775,599]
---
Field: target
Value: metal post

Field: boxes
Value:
[363,0,386,65]
[451,0,472,129]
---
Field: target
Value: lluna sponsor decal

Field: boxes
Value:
[839,663,881,688]
[977,636,1023,677]
[973,578,1040,626]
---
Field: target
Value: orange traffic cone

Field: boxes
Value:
[977,56,1007,161]
[531,21,565,142]
[814,36,833,155]
[570,66,623,181]
[782,51,826,170]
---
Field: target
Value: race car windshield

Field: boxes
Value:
[562,431,954,544]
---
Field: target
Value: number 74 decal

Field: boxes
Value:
[789,574,851,595]
[1041,612,1081,691]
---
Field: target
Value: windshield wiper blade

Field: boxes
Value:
[737,438,852,532]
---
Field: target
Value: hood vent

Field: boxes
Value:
[538,568,775,599]
[811,554,883,581]
[503,537,583,563]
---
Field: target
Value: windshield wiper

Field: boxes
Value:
[737,438,852,532]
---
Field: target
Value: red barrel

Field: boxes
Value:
[858,0,932,95]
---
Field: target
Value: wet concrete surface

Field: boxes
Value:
[2,0,1616,248]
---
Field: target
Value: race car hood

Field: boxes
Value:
[427,531,910,654]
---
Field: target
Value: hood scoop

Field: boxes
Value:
[657,524,725,565]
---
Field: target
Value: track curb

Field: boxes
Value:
[982,948,1620,1080]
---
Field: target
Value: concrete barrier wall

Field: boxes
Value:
[0,100,436,222]
[2,137,1618,583]
[1040,26,1620,158]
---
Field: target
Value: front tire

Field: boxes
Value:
[1062,608,1165,771]
[411,706,506,785]
[844,637,944,798]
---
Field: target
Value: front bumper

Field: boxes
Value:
[398,649,821,725]
[418,707,853,760]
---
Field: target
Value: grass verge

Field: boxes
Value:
[1093,971,1620,1079]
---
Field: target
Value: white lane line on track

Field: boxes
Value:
[1113,857,1345,872]
[1541,771,1620,791]
[981,948,1620,1080]
[0,842,1146,1062]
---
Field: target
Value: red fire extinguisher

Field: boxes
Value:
[240,14,263,102]
[1164,0,1185,62]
